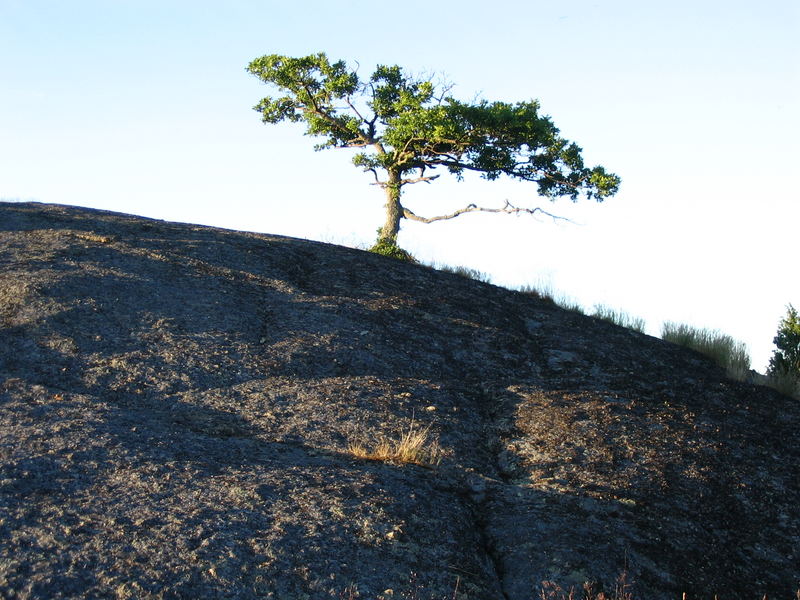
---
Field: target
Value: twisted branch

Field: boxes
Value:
[402,200,572,224]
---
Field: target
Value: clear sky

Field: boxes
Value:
[2,0,798,372]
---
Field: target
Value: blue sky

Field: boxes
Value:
[2,0,798,371]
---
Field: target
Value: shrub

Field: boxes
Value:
[767,304,800,397]
[368,238,417,262]
[661,322,751,380]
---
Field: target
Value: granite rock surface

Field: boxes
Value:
[1,202,798,599]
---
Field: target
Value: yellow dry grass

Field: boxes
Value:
[347,422,443,466]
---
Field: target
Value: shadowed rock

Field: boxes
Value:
[1,201,798,599]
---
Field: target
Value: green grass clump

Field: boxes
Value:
[591,304,646,333]
[661,322,751,380]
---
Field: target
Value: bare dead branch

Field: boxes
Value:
[434,81,455,103]
[344,96,369,126]
[402,200,572,224]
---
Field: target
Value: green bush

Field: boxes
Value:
[368,238,416,262]
[767,304,800,398]
[767,304,800,377]
[661,322,751,381]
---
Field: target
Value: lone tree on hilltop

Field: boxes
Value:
[247,52,620,256]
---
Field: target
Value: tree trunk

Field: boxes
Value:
[380,169,403,243]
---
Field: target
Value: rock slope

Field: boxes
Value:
[1,201,798,599]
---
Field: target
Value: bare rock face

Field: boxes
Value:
[1,201,798,599]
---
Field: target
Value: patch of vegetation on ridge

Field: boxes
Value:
[368,238,417,262]
[591,304,646,334]
[661,321,751,381]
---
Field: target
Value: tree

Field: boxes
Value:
[246,52,620,252]
[768,304,800,382]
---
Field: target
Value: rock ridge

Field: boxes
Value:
[1,201,798,599]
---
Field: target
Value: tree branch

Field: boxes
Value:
[369,173,440,187]
[402,200,572,224]
[345,95,369,126]
[427,157,529,178]
[400,174,440,185]
[341,138,372,148]
[296,81,375,148]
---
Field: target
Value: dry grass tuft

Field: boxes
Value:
[518,282,585,314]
[347,422,443,466]
[434,263,493,284]
[73,231,114,244]
[767,369,800,399]
[591,304,646,333]
[661,321,751,381]
[539,571,635,600]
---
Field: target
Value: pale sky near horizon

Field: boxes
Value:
[1,0,798,372]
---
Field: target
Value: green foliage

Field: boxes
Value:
[367,238,416,262]
[246,53,361,149]
[768,304,800,376]
[767,304,800,396]
[247,52,620,243]
[661,322,751,380]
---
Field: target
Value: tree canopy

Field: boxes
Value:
[247,52,620,250]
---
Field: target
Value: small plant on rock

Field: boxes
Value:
[347,421,443,466]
